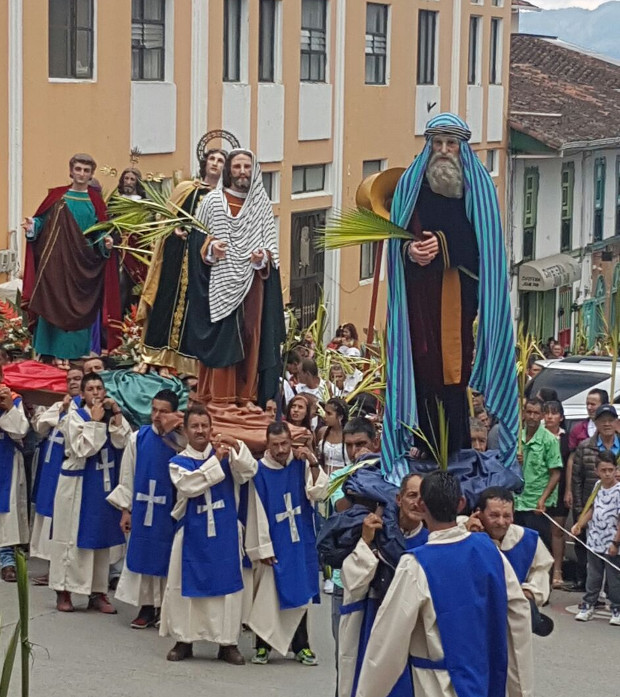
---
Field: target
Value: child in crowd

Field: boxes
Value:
[572,450,620,625]
[470,417,488,453]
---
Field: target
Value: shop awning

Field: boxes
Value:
[518,253,581,291]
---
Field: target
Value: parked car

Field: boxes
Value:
[528,356,620,432]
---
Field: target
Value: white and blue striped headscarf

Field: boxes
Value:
[382,113,518,483]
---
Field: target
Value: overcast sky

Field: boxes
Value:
[533,0,612,8]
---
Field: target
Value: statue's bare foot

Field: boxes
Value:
[159,367,172,379]
[133,362,149,374]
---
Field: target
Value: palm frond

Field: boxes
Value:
[317,208,413,250]
[402,398,449,470]
[515,324,544,456]
[0,620,20,697]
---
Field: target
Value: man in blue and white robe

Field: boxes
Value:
[30,367,82,564]
[0,382,30,582]
[246,421,328,664]
[107,389,184,628]
[356,472,533,697]
[49,372,131,612]
[159,406,257,665]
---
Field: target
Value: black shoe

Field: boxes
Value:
[167,642,193,661]
[562,582,586,592]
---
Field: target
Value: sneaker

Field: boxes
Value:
[130,605,157,629]
[575,603,595,622]
[610,609,620,626]
[295,648,319,666]
[251,648,271,665]
[87,592,117,614]
[323,579,334,595]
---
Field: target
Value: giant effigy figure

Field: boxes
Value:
[383,113,518,481]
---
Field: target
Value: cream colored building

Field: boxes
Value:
[1,0,511,337]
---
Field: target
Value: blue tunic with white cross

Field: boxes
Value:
[69,408,125,549]
[172,453,243,598]
[125,426,177,577]
[253,458,319,610]
[0,397,23,514]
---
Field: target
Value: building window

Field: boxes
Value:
[301,0,327,83]
[492,0,504,6]
[262,171,279,201]
[485,150,497,177]
[467,16,481,85]
[365,3,388,85]
[49,0,94,79]
[292,165,326,194]
[360,160,384,280]
[561,162,575,253]
[615,156,620,237]
[259,0,276,82]
[417,10,437,86]
[523,167,539,261]
[223,0,242,82]
[131,0,165,81]
[489,18,502,85]
[594,157,606,243]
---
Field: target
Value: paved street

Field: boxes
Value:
[0,559,618,696]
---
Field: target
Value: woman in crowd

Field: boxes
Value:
[316,397,350,476]
[337,323,361,357]
[543,399,570,589]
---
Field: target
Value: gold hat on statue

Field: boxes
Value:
[355,167,406,220]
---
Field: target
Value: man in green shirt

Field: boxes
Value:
[514,397,562,551]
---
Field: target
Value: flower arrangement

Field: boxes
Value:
[109,304,143,366]
[0,299,32,356]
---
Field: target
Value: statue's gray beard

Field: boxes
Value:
[426,153,464,199]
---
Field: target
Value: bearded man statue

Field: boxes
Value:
[382,113,518,482]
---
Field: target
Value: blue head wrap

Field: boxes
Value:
[382,113,518,483]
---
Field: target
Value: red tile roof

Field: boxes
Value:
[510,34,620,149]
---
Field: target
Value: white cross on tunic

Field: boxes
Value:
[197,488,226,538]
[135,479,167,527]
[96,449,115,493]
[44,427,65,464]
[275,492,302,543]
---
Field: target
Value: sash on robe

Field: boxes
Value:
[253,459,319,610]
[238,481,252,569]
[125,426,177,577]
[0,398,22,514]
[34,396,80,518]
[342,526,429,697]
[173,453,243,598]
[60,408,125,549]
[409,534,508,697]
[503,527,539,585]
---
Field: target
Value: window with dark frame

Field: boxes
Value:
[594,157,606,243]
[292,165,326,194]
[522,167,539,262]
[417,10,437,86]
[360,160,383,280]
[49,0,94,79]
[262,171,276,200]
[259,0,276,82]
[131,0,166,81]
[489,17,502,85]
[365,3,388,85]
[301,0,327,82]
[223,0,242,82]
[561,162,574,253]
[468,16,481,85]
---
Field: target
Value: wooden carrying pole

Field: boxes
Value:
[366,240,384,345]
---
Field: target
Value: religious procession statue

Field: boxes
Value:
[380,113,518,480]
[21,152,121,364]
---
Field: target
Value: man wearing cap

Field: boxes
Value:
[514,398,562,551]
[21,153,121,361]
[383,113,517,484]
[572,404,620,533]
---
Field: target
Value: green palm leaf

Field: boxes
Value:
[318,208,413,250]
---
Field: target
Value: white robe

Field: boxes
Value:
[106,428,169,608]
[30,401,66,560]
[48,408,132,595]
[0,402,30,547]
[159,441,257,645]
[338,525,425,697]
[356,526,534,697]
[245,452,329,657]
[498,523,554,608]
